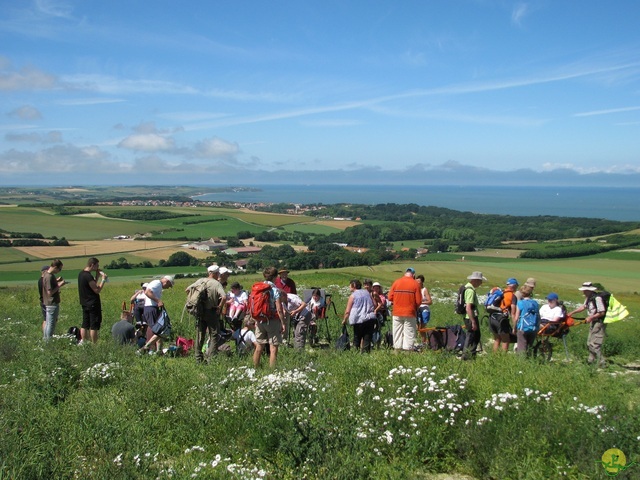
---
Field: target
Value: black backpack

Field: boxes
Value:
[454,285,469,315]
[335,326,350,351]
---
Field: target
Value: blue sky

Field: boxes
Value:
[1,0,639,186]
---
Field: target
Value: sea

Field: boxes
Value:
[194,185,640,222]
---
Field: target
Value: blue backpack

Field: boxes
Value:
[517,299,540,332]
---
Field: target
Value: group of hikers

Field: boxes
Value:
[341,267,615,368]
[39,257,617,369]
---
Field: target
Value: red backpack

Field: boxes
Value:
[249,282,277,322]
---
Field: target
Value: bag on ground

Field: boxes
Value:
[445,325,466,352]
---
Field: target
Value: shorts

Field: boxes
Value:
[489,312,510,336]
[417,306,431,326]
[255,318,283,346]
[81,304,103,330]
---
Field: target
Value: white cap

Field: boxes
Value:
[219,267,232,274]
[161,275,175,286]
[207,265,219,273]
[372,282,381,287]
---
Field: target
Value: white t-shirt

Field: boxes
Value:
[286,293,309,316]
[144,279,163,307]
[239,328,256,348]
[228,290,248,306]
[539,304,564,322]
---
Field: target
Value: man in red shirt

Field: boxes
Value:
[388,267,422,351]
[275,269,297,294]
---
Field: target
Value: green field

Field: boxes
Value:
[1,264,639,479]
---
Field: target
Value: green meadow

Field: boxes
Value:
[1,203,639,479]
[1,260,639,479]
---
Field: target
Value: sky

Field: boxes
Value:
[1,0,640,186]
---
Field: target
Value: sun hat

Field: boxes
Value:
[524,277,536,288]
[546,292,559,301]
[207,265,219,273]
[578,281,597,292]
[467,271,487,281]
[372,282,381,287]
[506,278,519,286]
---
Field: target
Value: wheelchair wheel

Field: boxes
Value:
[533,339,553,361]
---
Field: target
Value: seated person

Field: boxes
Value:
[307,288,326,320]
[226,282,248,321]
[539,292,565,333]
[112,310,136,345]
[135,320,148,349]
[235,317,257,354]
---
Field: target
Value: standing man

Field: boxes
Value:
[78,257,107,344]
[38,265,49,334]
[461,271,486,360]
[186,265,226,364]
[387,267,422,351]
[219,266,232,288]
[140,275,174,353]
[275,268,297,294]
[42,259,65,340]
[567,282,608,367]
[253,267,286,368]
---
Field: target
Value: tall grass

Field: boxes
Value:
[0,277,638,479]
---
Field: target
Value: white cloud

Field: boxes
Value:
[55,97,125,106]
[7,105,42,120]
[540,162,640,174]
[0,144,120,173]
[573,105,640,117]
[511,3,530,27]
[0,64,57,91]
[193,137,239,159]
[5,131,63,144]
[118,134,175,152]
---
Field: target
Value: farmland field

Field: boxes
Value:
[1,199,639,479]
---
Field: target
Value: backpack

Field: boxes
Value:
[517,299,540,332]
[604,294,629,324]
[454,285,469,315]
[248,282,277,322]
[185,280,209,317]
[484,287,504,312]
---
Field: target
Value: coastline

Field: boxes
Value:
[193,184,640,222]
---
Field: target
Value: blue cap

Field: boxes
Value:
[547,292,559,301]
[406,267,415,274]
[506,278,519,285]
